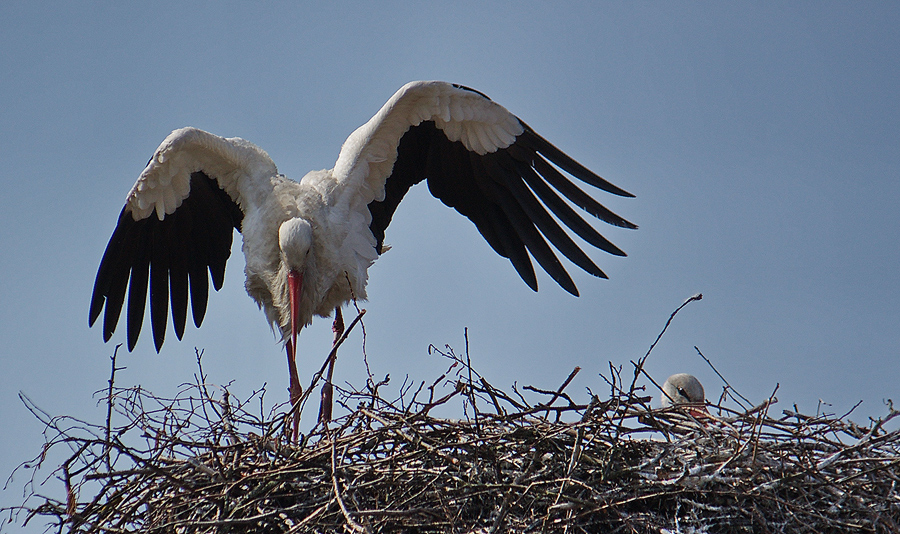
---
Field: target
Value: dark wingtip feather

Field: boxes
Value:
[518,125,635,198]
[89,293,103,327]
[189,263,209,328]
[150,223,169,353]
[529,154,637,231]
[91,207,134,330]
[91,170,242,351]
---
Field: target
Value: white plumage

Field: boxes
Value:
[90,81,636,407]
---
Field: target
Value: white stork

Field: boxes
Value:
[89,81,636,429]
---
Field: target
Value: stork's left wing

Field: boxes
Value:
[332,81,636,296]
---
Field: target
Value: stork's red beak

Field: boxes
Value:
[288,269,302,359]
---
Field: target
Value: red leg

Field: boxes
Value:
[285,339,302,442]
[318,307,344,423]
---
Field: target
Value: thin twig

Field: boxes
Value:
[695,345,753,408]
[104,345,121,472]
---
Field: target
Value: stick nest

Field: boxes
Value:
[7,345,900,534]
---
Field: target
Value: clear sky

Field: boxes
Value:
[2,3,899,528]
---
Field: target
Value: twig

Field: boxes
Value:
[629,293,703,394]
[464,327,479,432]
[104,345,121,472]
[695,345,753,408]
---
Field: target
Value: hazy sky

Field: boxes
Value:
[2,3,899,529]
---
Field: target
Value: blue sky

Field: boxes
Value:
[2,3,899,528]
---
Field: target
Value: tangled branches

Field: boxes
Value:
[4,297,900,532]
[5,343,900,533]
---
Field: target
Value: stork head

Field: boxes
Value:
[279,217,313,357]
[660,373,705,408]
[279,217,313,272]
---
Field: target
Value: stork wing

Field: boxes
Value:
[89,128,277,351]
[332,81,636,296]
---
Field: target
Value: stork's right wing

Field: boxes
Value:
[89,128,277,352]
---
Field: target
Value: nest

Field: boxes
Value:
[6,301,900,533]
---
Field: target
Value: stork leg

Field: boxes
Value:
[318,307,344,423]
[286,339,302,442]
